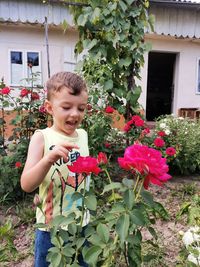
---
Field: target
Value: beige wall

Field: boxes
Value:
[139,35,200,116]
[1,24,200,117]
[0,23,78,88]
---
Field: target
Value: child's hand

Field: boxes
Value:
[46,143,79,164]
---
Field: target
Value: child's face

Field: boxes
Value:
[45,87,88,136]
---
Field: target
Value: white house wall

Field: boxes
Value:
[0,23,79,90]
[139,35,200,116]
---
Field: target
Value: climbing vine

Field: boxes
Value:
[71,0,153,118]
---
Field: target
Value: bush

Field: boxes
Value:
[0,72,48,200]
[155,115,200,174]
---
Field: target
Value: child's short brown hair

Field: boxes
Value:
[46,72,87,100]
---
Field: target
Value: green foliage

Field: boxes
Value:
[0,141,28,199]
[176,193,200,226]
[43,174,169,267]
[72,0,153,119]
[155,115,200,174]
[0,72,48,201]
[0,219,17,263]
[82,107,113,156]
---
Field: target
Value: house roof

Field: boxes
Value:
[0,0,200,38]
[0,0,73,26]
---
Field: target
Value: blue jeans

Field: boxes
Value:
[34,229,88,267]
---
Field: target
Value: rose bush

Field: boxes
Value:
[155,115,200,174]
[38,148,171,267]
[0,74,48,200]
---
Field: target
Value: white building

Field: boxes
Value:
[0,0,200,120]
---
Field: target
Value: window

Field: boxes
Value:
[63,46,77,72]
[197,58,200,94]
[10,50,42,87]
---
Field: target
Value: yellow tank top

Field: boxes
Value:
[35,127,89,228]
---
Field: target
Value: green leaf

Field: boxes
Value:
[77,14,88,26]
[125,0,135,4]
[50,251,62,266]
[153,202,169,220]
[124,189,135,210]
[131,209,147,226]
[129,86,142,107]
[141,190,154,207]
[84,246,102,265]
[148,227,158,240]
[119,58,132,68]
[51,213,76,228]
[176,201,191,220]
[122,178,134,189]
[58,229,69,242]
[76,237,85,249]
[83,39,98,50]
[103,79,113,90]
[119,0,127,12]
[97,223,109,243]
[110,203,126,213]
[68,223,77,235]
[101,182,122,194]
[108,192,122,202]
[85,194,97,211]
[91,7,101,24]
[116,214,130,243]
[62,244,75,257]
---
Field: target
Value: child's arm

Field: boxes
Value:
[21,131,78,193]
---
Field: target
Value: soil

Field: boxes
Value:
[1,175,200,267]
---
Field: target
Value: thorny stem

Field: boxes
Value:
[80,178,86,227]
[124,242,129,267]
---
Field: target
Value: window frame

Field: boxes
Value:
[9,49,42,87]
[196,57,200,94]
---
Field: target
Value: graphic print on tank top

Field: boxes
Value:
[44,148,85,224]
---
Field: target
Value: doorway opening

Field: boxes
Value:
[146,52,176,121]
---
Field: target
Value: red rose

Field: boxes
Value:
[15,161,22,168]
[118,144,171,189]
[87,104,92,111]
[105,106,115,113]
[68,156,101,175]
[157,131,166,137]
[142,128,150,135]
[97,152,108,165]
[20,88,30,97]
[104,142,111,148]
[166,147,176,156]
[134,118,144,127]
[31,92,40,101]
[123,123,131,132]
[153,137,165,147]
[131,115,142,122]
[1,87,11,95]
[39,105,46,113]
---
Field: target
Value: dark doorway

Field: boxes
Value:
[146,52,176,121]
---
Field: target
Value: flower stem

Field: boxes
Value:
[104,168,116,203]
[80,179,86,227]
[133,174,140,193]
[135,180,144,201]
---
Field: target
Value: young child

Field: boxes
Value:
[21,72,89,267]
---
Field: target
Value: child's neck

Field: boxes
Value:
[51,126,78,137]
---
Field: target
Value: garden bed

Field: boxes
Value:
[1,175,199,267]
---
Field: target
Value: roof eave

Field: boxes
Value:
[150,0,200,9]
